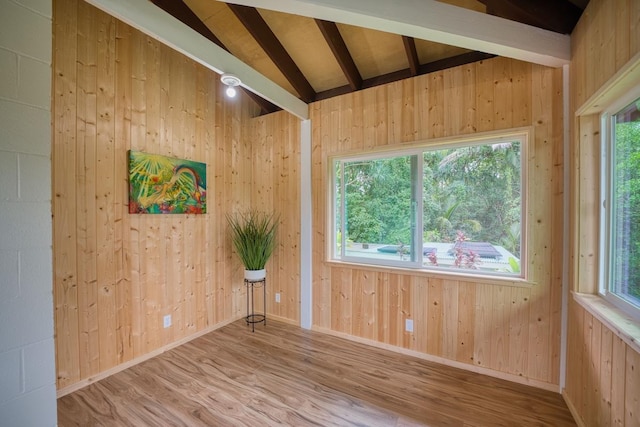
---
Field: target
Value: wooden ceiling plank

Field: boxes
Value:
[478,0,583,34]
[150,1,280,114]
[219,0,571,67]
[315,19,362,91]
[402,36,419,76]
[151,0,226,47]
[228,4,317,103]
[152,0,279,114]
[85,0,308,118]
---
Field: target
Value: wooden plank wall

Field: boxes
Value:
[52,0,259,390]
[310,57,565,388]
[566,299,640,426]
[565,0,640,425]
[249,112,302,323]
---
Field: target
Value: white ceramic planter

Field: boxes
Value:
[244,269,266,281]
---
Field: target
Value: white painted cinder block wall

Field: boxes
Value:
[0,0,57,425]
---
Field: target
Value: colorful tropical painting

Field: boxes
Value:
[128,151,206,214]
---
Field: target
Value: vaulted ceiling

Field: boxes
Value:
[148,0,590,116]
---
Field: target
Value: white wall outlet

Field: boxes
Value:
[405,318,414,332]
[163,314,172,328]
[275,293,281,303]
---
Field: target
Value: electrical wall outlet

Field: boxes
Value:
[275,293,281,303]
[405,318,413,332]
[163,314,172,328]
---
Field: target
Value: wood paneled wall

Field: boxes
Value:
[566,0,640,425]
[53,0,260,390]
[249,112,301,323]
[566,299,640,426]
[310,57,565,388]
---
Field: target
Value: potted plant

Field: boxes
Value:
[227,210,279,281]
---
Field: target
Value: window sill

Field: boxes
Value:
[325,259,535,288]
[572,292,640,355]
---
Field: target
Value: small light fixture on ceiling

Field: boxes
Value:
[221,73,241,98]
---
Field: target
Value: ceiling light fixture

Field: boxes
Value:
[221,73,241,98]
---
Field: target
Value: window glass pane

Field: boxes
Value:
[331,135,525,278]
[422,142,522,274]
[611,98,640,308]
[338,155,416,264]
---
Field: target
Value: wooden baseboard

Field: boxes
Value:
[311,325,561,393]
[56,315,244,398]
[265,313,299,326]
[562,389,586,427]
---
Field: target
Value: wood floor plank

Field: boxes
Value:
[58,320,576,426]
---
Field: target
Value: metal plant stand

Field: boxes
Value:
[244,278,266,332]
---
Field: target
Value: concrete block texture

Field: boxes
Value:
[0,385,57,427]
[18,56,51,108]
[0,0,51,61]
[0,250,19,301]
[14,0,52,18]
[19,153,51,201]
[0,202,52,250]
[0,248,54,350]
[0,151,18,200]
[0,349,21,402]
[0,48,18,99]
[23,339,56,392]
[0,1,55,425]
[0,100,51,155]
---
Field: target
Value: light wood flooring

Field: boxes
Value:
[58,319,576,426]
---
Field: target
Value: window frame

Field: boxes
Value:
[599,86,640,321]
[329,130,529,280]
[333,150,424,269]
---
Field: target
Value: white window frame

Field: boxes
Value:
[599,85,640,321]
[329,131,529,280]
[333,150,424,269]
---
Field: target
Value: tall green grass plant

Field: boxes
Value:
[227,210,279,271]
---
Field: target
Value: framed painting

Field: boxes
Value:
[128,151,206,214]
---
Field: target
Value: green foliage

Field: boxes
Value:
[508,257,521,273]
[343,156,413,244]
[502,223,521,256]
[613,121,640,302]
[227,210,279,271]
[338,141,522,261]
[424,142,521,251]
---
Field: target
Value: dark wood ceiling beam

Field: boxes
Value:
[566,0,589,9]
[316,51,495,102]
[150,0,279,115]
[151,0,226,47]
[402,36,420,76]
[228,4,316,103]
[315,19,362,91]
[419,51,495,74]
[478,0,583,34]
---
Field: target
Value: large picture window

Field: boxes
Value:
[332,133,526,278]
[601,96,640,316]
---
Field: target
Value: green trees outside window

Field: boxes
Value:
[333,134,524,277]
[422,142,521,257]
[610,99,640,307]
[342,155,414,248]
